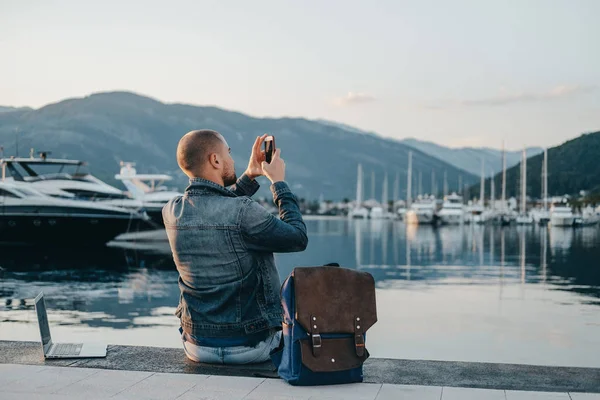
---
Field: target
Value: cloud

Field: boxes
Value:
[424,85,597,109]
[333,92,376,106]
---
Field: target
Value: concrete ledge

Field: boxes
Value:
[1,341,599,393]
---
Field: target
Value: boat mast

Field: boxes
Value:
[393,171,399,208]
[371,170,375,200]
[480,158,485,205]
[356,164,363,207]
[501,141,506,209]
[407,151,412,207]
[521,148,527,214]
[382,172,389,212]
[443,170,448,197]
[543,148,548,211]
[490,172,495,210]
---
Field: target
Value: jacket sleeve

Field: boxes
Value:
[230,174,260,197]
[240,181,308,253]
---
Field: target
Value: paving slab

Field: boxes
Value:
[54,369,153,398]
[112,372,208,400]
[570,394,600,399]
[442,387,506,399]
[2,365,98,394]
[506,390,570,399]
[374,384,442,400]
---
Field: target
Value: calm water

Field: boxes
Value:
[1,218,599,367]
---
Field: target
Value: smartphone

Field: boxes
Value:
[264,136,275,163]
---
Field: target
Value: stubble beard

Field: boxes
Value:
[223,167,237,187]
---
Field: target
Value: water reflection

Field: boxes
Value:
[336,220,599,298]
[1,219,599,366]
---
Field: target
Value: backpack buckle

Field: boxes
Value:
[310,315,321,357]
[354,316,365,357]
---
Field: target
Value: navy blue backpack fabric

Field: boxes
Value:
[271,265,377,386]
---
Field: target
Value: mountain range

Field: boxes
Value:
[0,91,478,201]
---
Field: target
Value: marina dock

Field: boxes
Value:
[1,341,599,399]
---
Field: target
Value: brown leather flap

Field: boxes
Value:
[300,338,369,372]
[293,266,377,334]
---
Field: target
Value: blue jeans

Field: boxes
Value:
[181,330,282,364]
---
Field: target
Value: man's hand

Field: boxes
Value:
[244,134,268,180]
[261,148,285,184]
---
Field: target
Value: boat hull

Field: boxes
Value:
[405,211,436,225]
[0,215,150,246]
[551,216,574,227]
[439,213,463,225]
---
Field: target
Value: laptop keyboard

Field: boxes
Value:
[50,343,83,356]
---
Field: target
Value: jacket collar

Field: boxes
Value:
[186,177,236,197]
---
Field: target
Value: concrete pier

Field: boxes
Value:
[1,341,599,399]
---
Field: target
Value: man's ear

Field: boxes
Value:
[208,152,220,170]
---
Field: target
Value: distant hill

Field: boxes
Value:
[400,138,543,177]
[470,131,600,200]
[0,91,477,201]
[0,106,32,114]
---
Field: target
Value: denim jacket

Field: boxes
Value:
[163,174,308,340]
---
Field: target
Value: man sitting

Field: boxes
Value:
[163,130,307,364]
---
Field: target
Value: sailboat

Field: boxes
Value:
[393,172,405,219]
[404,152,437,224]
[370,172,393,219]
[348,164,369,219]
[516,148,533,224]
[530,148,550,225]
[466,158,488,224]
[494,143,511,225]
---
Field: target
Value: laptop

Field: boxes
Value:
[34,292,107,359]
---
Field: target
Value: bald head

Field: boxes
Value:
[177,130,224,175]
[176,129,237,185]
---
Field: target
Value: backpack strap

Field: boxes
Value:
[354,316,365,357]
[310,314,322,357]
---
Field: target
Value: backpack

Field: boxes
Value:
[270,264,377,386]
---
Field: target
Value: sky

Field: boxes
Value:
[1,0,599,150]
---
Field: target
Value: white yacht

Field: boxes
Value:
[516,214,534,224]
[348,207,369,219]
[1,156,180,226]
[114,162,181,204]
[0,181,150,245]
[437,193,464,225]
[368,206,393,219]
[531,208,550,225]
[464,203,491,224]
[107,162,182,225]
[404,196,437,225]
[573,205,600,227]
[550,201,575,227]
[1,156,127,200]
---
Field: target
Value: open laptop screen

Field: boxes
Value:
[35,294,52,347]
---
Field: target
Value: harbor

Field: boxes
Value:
[2,1,599,397]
